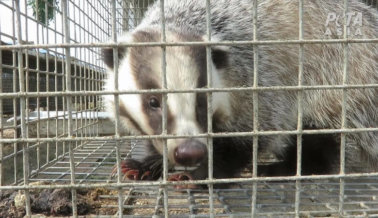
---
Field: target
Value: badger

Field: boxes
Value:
[103,0,378,185]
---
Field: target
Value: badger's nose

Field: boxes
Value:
[174,140,207,166]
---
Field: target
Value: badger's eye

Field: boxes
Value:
[149,96,160,109]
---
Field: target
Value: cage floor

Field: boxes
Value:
[29,140,378,217]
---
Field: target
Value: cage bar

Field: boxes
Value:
[0,0,377,217]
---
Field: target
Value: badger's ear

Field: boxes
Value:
[201,35,229,69]
[211,46,229,69]
[102,47,127,69]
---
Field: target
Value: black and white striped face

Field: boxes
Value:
[103,30,230,167]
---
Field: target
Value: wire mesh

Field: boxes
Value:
[0,0,377,217]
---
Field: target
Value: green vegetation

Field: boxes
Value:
[28,0,59,25]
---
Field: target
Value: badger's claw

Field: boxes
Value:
[111,159,152,181]
[140,171,151,180]
[110,164,120,178]
[168,173,198,189]
[168,173,192,181]
[111,160,128,178]
[123,169,140,180]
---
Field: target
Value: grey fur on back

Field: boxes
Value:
[137,0,378,172]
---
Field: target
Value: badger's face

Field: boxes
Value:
[103,29,230,167]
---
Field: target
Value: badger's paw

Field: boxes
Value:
[111,159,152,181]
[168,173,198,189]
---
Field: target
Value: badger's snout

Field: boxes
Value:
[174,140,207,166]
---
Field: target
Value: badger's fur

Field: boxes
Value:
[103,0,378,183]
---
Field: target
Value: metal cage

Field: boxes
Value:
[0,0,377,217]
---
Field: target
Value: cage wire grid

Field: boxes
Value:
[0,0,377,217]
